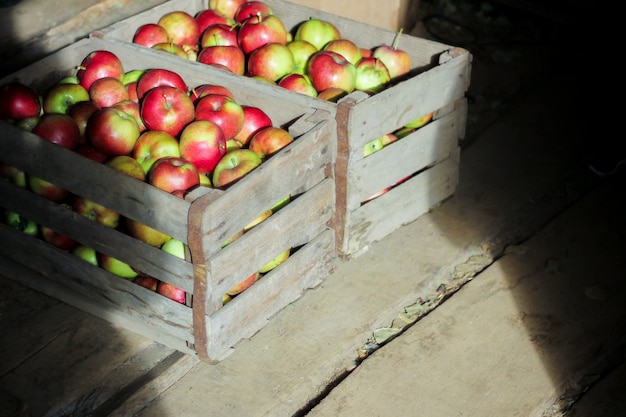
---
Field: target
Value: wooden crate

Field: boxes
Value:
[0,37,337,363]
[94,0,471,258]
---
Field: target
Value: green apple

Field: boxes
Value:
[72,244,98,266]
[4,210,38,236]
[212,149,263,189]
[363,137,384,157]
[271,195,291,213]
[105,155,146,182]
[122,69,145,85]
[287,40,318,75]
[259,248,290,273]
[98,252,138,279]
[42,82,90,114]
[294,18,341,50]
[161,238,186,259]
[405,112,434,129]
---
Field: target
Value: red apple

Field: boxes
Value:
[294,18,341,50]
[199,23,239,48]
[42,82,90,114]
[132,130,181,174]
[248,126,293,159]
[307,50,357,93]
[112,99,146,132]
[148,156,200,193]
[194,94,244,140]
[287,39,318,75]
[76,50,125,91]
[234,1,274,23]
[233,105,273,147]
[125,217,172,247]
[197,45,246,75]
[89,76,130,108]
[0,82,41,121]
[179,120,227,174]
[158,10,200,47]
[223,271,260,304]
[86,107,140,156]
[67,100,100,143]
[75,144,109,163]
[372,29,411,80]
[354,56,391,93]
[156,281,186,304]
[212,148,262,188]
[195,8,234,34]
[278,73,318,97]
[0,162,27,187]
[209,0,247,20]
[317,87,348,102]
[247,42,295,82]
[32,113,81,150]
[41,225,77,251]
[105,155,146,181]
[134,275,159,291]
[190,84,235,103]
[71,195,119,228]
[27,175,69,203]
[324,38,362,65]
[132,23,170,48]
[237,14,288,55]
[135,68,188,100]
[125,81,139,103]
[140,85,195,137]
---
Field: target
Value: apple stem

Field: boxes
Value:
[392,28,404,51]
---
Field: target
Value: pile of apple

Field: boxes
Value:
[0,48,296,305]
[131,0,412,101]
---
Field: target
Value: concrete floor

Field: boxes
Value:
[1,1,625,416]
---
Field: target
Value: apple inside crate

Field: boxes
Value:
[93,0,472,258]
[0,37,337,363]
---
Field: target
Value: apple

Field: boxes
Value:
[98,252,138,279]
[278,73,318,97]
[105,155,146,181]
[222,271,260,304]
[140,85,195,137]
[156,281,186,304]
[86,107,140,156]
[132,130,181,174]
[363,136,384,157]
[27,175,69,203]
[258,248,290,273]
[212,149,262,188]
[88,76,129,108]
[190,83,235,103]
[209,0,248,20]
[354,56,391,93]
[317,87,348,102]
[234,1,274,23]
[158,10,200,47]
[76,50,125,91]
[4,210,38,237]
[233,105,273,147]
[42,82,90,114]
[151,42,190,59]
[199,23,239,48]
[75,144,109,163]
[161,237,186,259]
[323,38,362,65]
[195,8,234,33]
[247,42,295,82]
[179,120,227,174]
[32,113,81,150]
[148,156,200,194]
[0,162,27,187]
[122,69,145,86]
[112,99,146,132]
[361,48,373,58]
[67,100,100,143]
[380,132,398,146]
[405,112,434,129]
[135,68,188,100]
[248,126,294,159]
[125,217,172,247]
[132,23,170,48]
[41,224,77,251]
[294,18,341,50]
[71,244,98,266]
[194,94,244,140]
[71,195,119,228]
[15,115,39,132]
[197,45,246,75]
[0,82,41,121]
[286,39,318,75]
[134,275,159,291]
[271,195,290,212]
[237,14,288,55]
[372,29,411,80]
[307,50,357,93]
